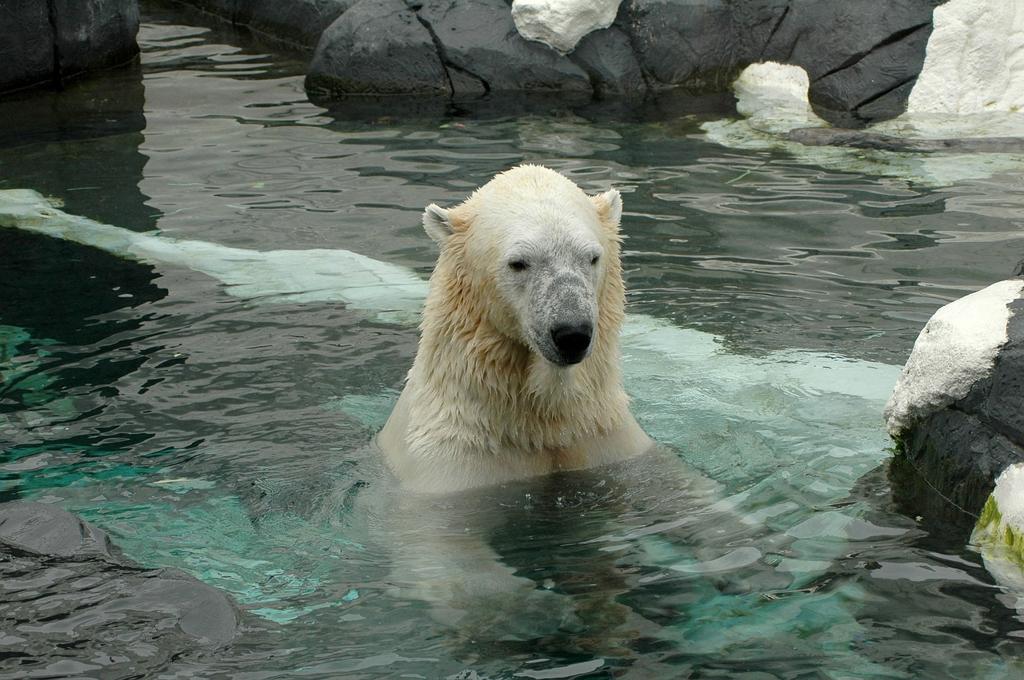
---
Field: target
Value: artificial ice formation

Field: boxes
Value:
[0,189,427,324]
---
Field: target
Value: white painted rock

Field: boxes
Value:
[974,463,1024,596]
[976,463,1024,548]
[884,279,1024,436]
[511,0,621,54]
[884,277,1024,593]
[731,62,828,134]
[907,0,1024,115]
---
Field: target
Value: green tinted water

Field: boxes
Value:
[2,4,1024,678]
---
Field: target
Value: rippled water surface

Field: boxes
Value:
[3,4,1024,679]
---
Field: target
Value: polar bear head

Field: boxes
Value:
[420,165,624,369]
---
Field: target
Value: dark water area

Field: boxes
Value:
[2,2,1024,678]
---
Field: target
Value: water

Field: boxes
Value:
[3,3,1024,678]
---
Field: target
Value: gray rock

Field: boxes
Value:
[243,0,359,47]
[183,0,359,49]
[889,284,1024,529]
[0,502,118,559]
[760,0,936,127]
[622,0,743,92]
[956,293,1024,455]
[116,569,240,645]
[787,128,1024,154]
[0,501,241,676]
[0,0,55,92]
[570,26,647,98]
[418,0,592,95]
[0,0,140,94]
[620,0,937,127]
[177,0,945,124]
[306,0,450,96]
[52,0,140,81]
[178,0,239,16]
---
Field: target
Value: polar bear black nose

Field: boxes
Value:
[551,323,593,364]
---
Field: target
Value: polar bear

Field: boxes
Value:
[377,165,654,493]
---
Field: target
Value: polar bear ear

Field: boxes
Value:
[592,189,622,226]
[422,203,454,247]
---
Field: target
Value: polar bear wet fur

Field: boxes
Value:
[378,165,653,493]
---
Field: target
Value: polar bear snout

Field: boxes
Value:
[527,268,598,367]
[550,323,592,365]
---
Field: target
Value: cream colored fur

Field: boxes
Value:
[377,165,653,493]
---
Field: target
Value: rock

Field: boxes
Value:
[570,26,647,98]
[0,0,139,94]
[887,279,1024,528]
[177,0,238,17]
[787,128,1024,154]
[759,0,936,127]
[181,0,358,49]
[973,464,1024,566]
[511,0,621,54]
[908,0,1024,115]
[0,501,241,675]
[807,31,929,128]
[175,0,971,126]
[240,0,358,48]
[885,280,1024,438]
[0,502,118,559]
[620,0,937,126]
[623,0,744,92]
[0,1,55,92]
[418,0,592,95]
[52,0,140,80]
[731,62,828,134]
[178,0,948,125]
[124,569,240,645]
[306,0,450,96]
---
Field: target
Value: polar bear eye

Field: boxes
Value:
[508,260,528,272]
[590,255,600,266]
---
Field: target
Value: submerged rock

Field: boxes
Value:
[0,0,140,93]
[0,502,120,559]
[0,501,241,676]
[787,128,1024,154]
[886,278,1024,535]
